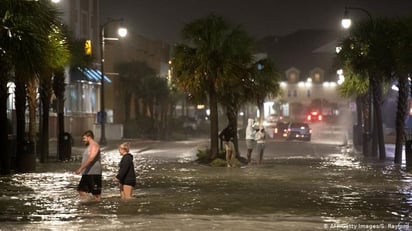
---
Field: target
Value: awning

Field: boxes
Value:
[70,67,112,84]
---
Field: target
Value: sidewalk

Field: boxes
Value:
[48,137,156,161]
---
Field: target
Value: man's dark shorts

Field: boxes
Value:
[77,175,102,195]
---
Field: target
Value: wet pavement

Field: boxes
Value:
[1,133,412,230]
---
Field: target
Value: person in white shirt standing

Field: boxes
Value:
[245,118,257,164]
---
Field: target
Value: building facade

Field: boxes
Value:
[52,0,170,138]
[258,30,350,122]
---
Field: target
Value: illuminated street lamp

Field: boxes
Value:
[341,6,372,29]
[99,18,127,145]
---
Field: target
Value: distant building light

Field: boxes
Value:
[323,82,337,87]
[336,46,342,53]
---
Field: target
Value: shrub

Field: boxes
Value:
[210,158,227,167]
[195,148,229,167]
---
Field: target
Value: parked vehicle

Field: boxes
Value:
[285,122,311,141]
[306,111,322,122]
[267,121,289,139]
[181,116,198,131]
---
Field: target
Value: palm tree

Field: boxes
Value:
[116,61,176,139]
[172,13,255,159]
[218,56,279,157]
[0,49,12,174]
[116,61,156,120]
[337,18,397,159]
[55,37,94,158]
[336,66,369,147]
[338,16,412,162]
[1,0,62,172]
[249,57,280,124]
[38,24,70,162]
[391,16,412,164]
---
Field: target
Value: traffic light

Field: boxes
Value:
[84,39,92,56]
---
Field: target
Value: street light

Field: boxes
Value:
[99,18,127,145]
[341,6,373,29]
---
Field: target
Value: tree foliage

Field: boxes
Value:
[338,16,412,162]
[1,0,68,172]
[172,13,280,159]
[172,13,257,159]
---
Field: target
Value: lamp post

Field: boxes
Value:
[341,7,372,29]
[99,18,127,145]
[341,6,373,155]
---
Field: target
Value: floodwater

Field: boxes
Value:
[0,139,412,231]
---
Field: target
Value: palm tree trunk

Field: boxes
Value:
[27,79,38,158]
[395,74,408,164]
[52,69,66,161]
[226,106,240,157]
[39,71,53,163]
[15,72,36,173]
[0,77,10,174]
[209,83,219,159]
[353,96,363,147]
[372,80,386,160]
[363,84,372,156]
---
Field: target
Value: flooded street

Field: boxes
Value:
[1,137,412,230]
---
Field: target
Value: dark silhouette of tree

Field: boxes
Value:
[172,13,259,159]
[1,0,63,172]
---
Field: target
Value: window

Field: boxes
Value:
[289,72,297,83]
[81,12,88,38]
[66,83,98,114]
[314,73,321,82]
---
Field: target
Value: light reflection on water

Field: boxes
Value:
[1,148,412,230]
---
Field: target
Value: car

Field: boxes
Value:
[268,121,289,139]
[262,114,283,127]
[285,122,311,141]
[182,117,198,131]
[306,111,323,122]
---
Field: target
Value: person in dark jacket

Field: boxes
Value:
[218,124,236,151]
[114,142,136,199]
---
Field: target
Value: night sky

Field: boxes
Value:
[100,0,412,43]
